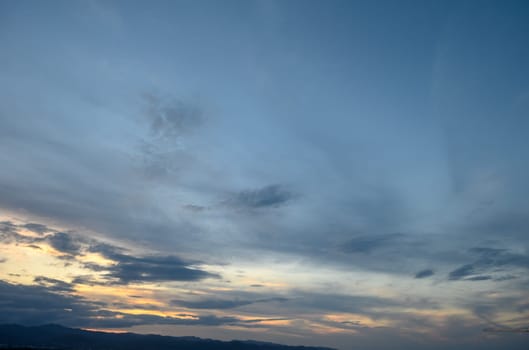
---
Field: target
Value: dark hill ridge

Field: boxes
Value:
[0,324,334,350]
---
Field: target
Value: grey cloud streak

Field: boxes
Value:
[224,184,295,209]
[104,254,219,284]
[22,223,51,234]
[33,276,75,293]
[341,233,403,254]
[415,269,434,279]
[171,297,288,310]
[448,247,529,281]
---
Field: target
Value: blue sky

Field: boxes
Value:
[1,1,529,349]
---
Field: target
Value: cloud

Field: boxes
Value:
[84,241,219,284]
[0,221,21,243]
[225,184,295,209]
[87,313,290,329]
[23,223,52,234]
[287,292,400,315]
[0,279,257,328]
[143,93,203,140]
[103,254,219,284]
[34,276,75,293]
[0,220,17,232]
[171,297,288,310]
[134,93,208,181]
[0,221,46,245]
[0,119,201,251]
[448,264,475,280]
[70,275,101,286]
[87,311,242,328]
[87,242,125,260]
[468,247,506,257]
[341,233,403,254]
[1,221,219,285]
[483,327,529,333]
[466,292,529,332]
[414,269,434,279]
[448,247,529,281]
[47,232,83,256]
[183,204,208,212]
[0,280,99,327]
[169,288,413,324]
[493,275,517,281]
[465,275,492,281]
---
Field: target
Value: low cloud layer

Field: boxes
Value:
[0,280,265,329]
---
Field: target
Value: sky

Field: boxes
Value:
[0,0,528,349]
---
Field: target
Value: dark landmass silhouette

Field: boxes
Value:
[0,324,334,350]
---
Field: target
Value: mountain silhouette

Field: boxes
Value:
[0,324,334,350]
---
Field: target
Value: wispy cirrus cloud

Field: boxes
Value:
[448,247,529,281]
[224,184,295,210]
[341,233,404,254]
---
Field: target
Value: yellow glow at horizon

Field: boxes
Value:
[383,307,471,318]
[323,313,389,328]
[309,320,358,335]
[81,328,129,334]
[251,319,291,326]
[105,308,198,318]
[74,284,165,306]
